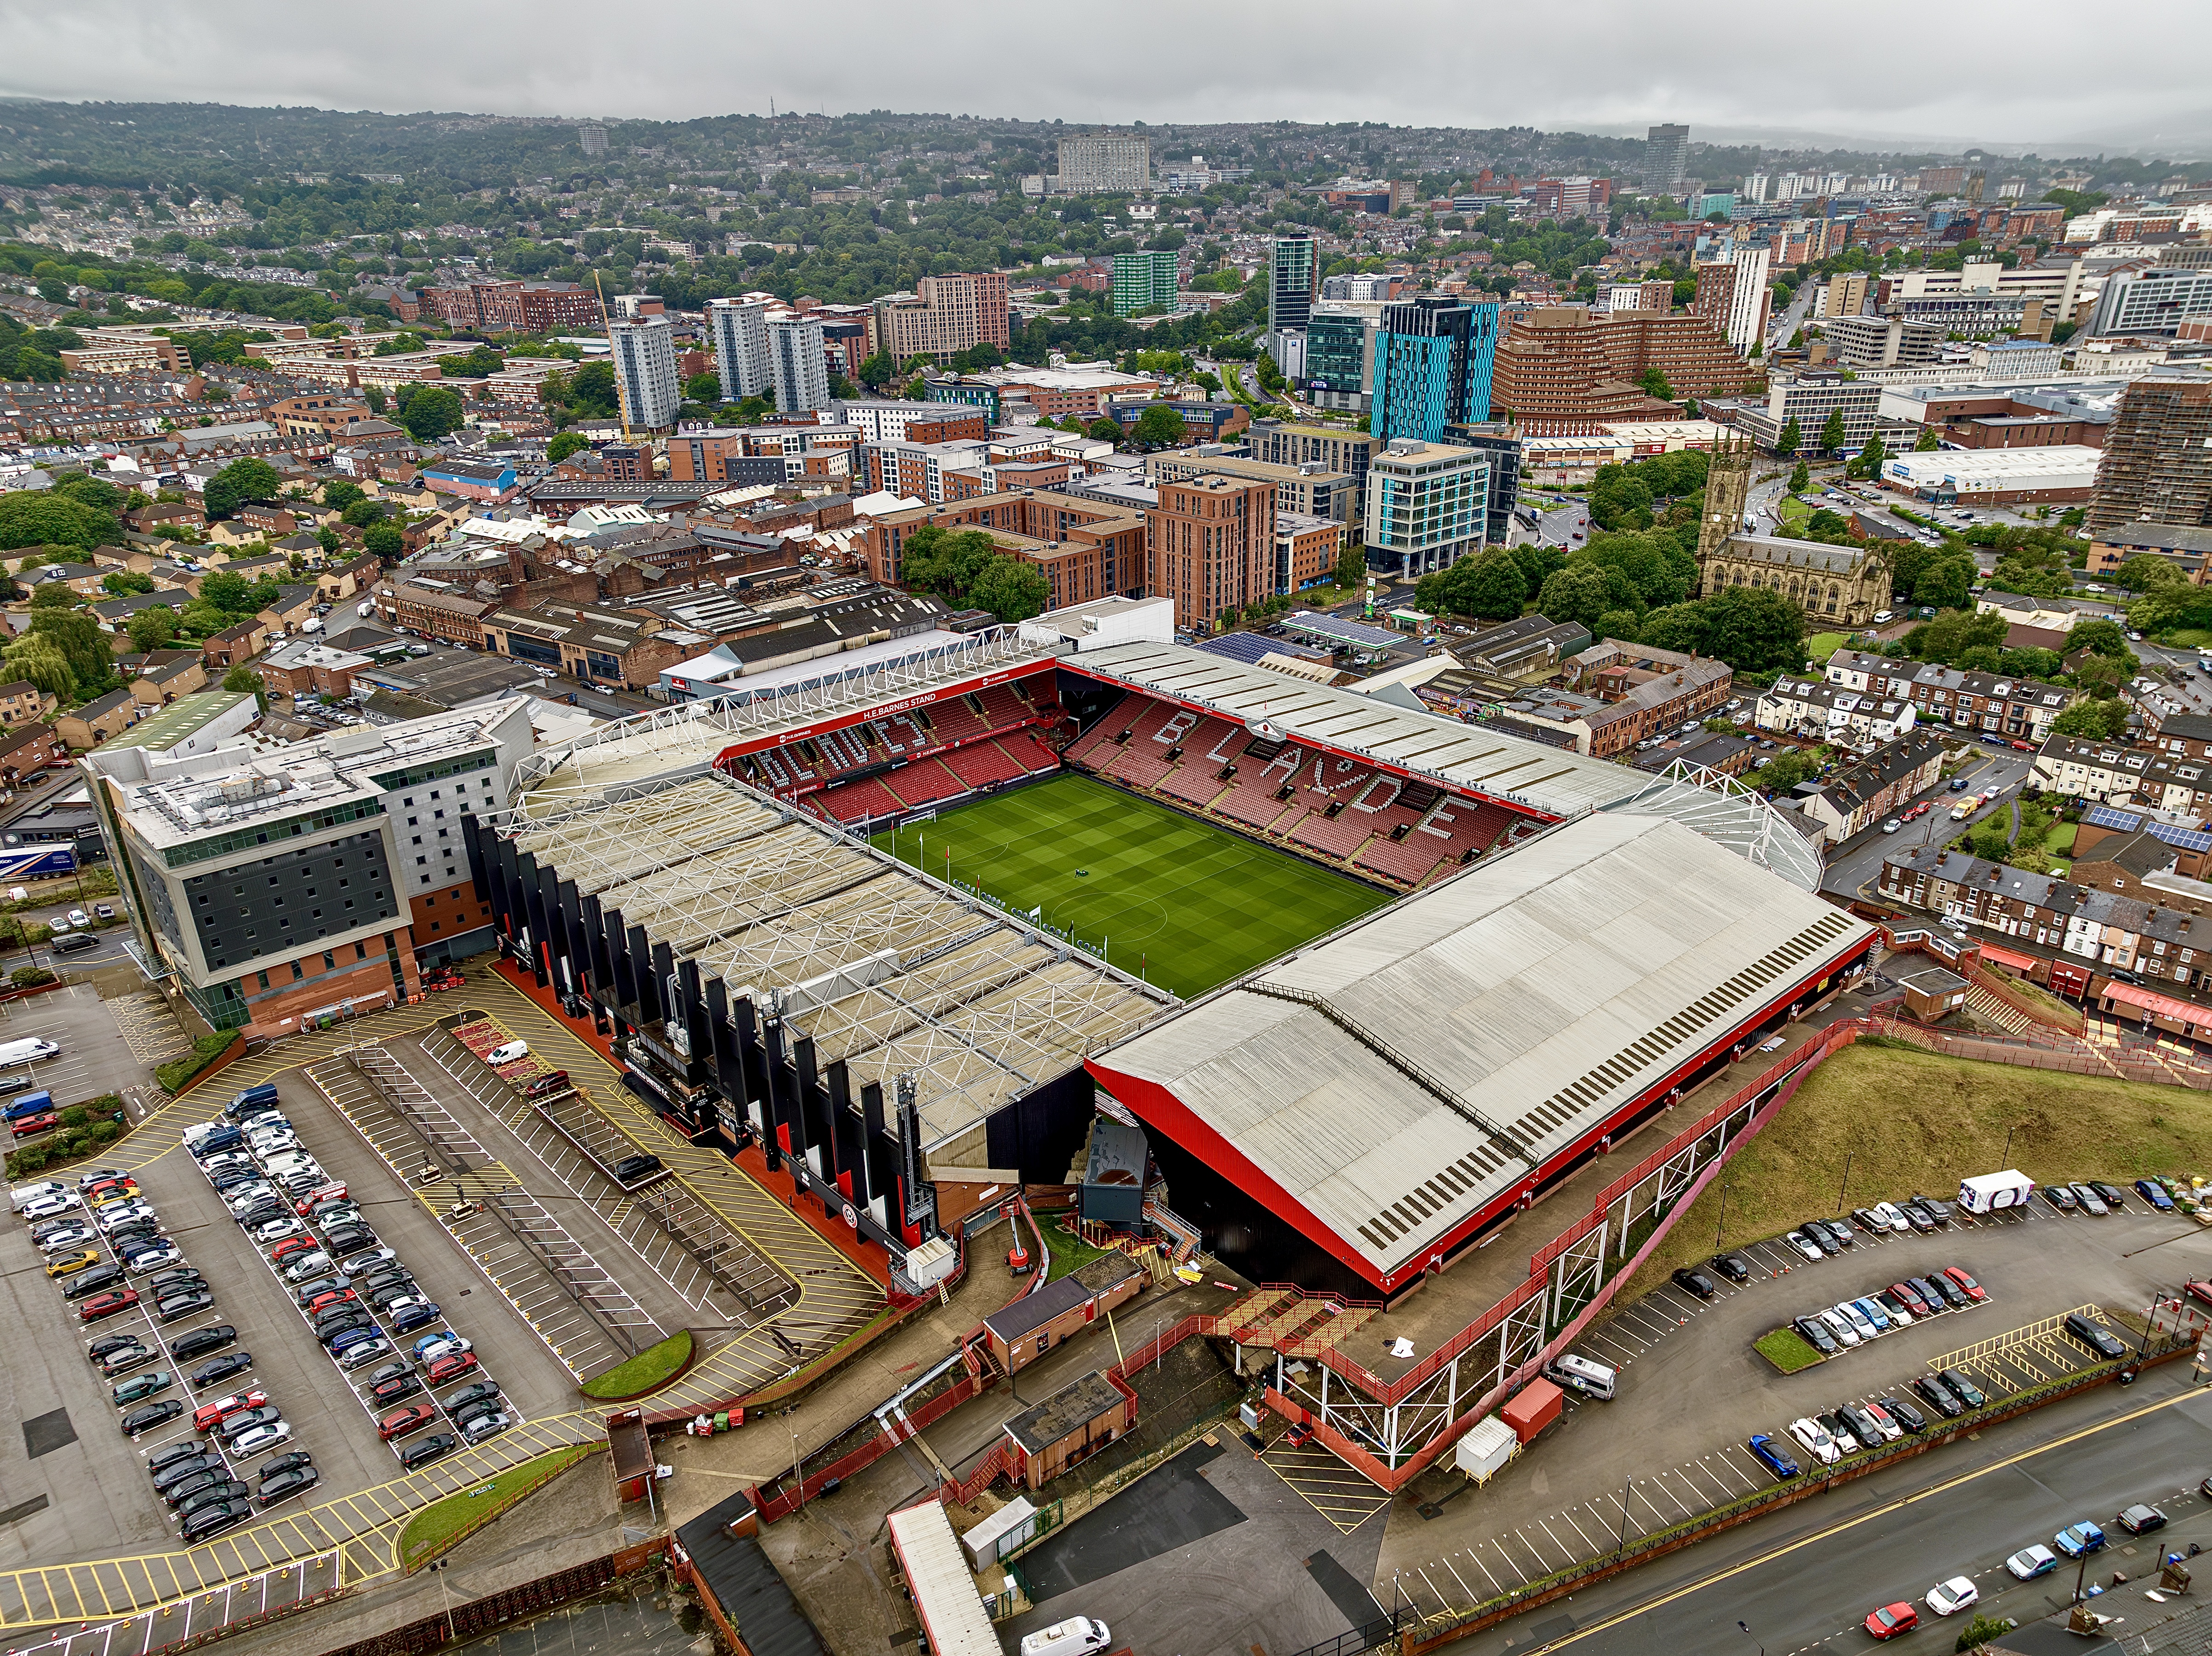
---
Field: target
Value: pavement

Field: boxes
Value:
[1442,1352,2212,1656]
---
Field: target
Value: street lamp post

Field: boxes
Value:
[1716,1179,1731,1250]
[1738,1621,1764,1656]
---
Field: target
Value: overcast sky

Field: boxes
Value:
[1,0,2204,159]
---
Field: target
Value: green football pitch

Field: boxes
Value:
[871,772,1393,999]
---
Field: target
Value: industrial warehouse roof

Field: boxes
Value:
[499,773,1169,1150]
[1072,641,1657,818]
[1089,813,1873,1286]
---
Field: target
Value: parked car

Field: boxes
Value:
[1881,1396,1927,1434]
[121,1399,185,1436]
[152,1456,225,1498]
[170,1325,238,1362]
[2045,1183,2079,1213]
[2117,1504,2168,1535]
[189,1351,255,1388]
[1942,1266,1987,1303]
[112,1370,173,1407]
[97,1342,155,1377]
[2137,1179,2177,1212]
[424,1351,479,1385]
[370,1372,424,1407]
[2071,1182,2109,1216]
[1911,1375,1963,1419]
[387,1297,443,1334]
[1925,1577,1979,1616]
[399,1432,458,1469]
[458,1410,510,1443]
[1817,1410,1859,1454]
[1783,1230,1824,1262]
[485,1040,529,1066]
[339,1247,401,1279]
[1792,1315,1839,1356]
[1938,1368,1987,1408]
[2006,1545,2059,1581]
[521,1070,570,1098]
[1710,1252,1751,1283]
[337,1338,395,1372]
[1670,1267,1717,1300]
[613,1154,664,1184]
[1747,1433,1799,1480]
[158,1289,216,1322]
[229,1421,293,1459]
[193,1390,270,1434]
[2091,1182,2129,1211]
[181,1499,253,1542]
[256,1465,320,1508]
[79,1288,140,1321]
[442,1380,502,1413]
[2054,1521,2106,1558]
[1788,1417,1840,1465]
[324,1226,379,1256]
[1866,1603,1919,1641]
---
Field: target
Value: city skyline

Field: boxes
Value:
[1,0,2206,156]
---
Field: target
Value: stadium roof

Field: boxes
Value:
[514,626,1054,802]
[1088,812,1874,1292]
[1072,641,1655,819]
[500,772,1169,1154]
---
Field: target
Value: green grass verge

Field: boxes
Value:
[1040,1211,1113,1282]
[157,1030,241,1094]
[871,773,1393,999]
[1805,632,1848,662]
[399,1444,598,1572]
[1754,1327,1825,1374]
[2159,628,2212,649]
[579,1328,694,1400]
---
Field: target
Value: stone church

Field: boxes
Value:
[1692,434,1892,626]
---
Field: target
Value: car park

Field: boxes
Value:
[2007,1545,2058,1580]
[112,1369,173,1406]
[2055,1521,2105,1557]
[1710,1252,1751,1283]
[2117,1504,2167,1535]
[399,1432,458,1469]
[1865,1602,1918,1640]
[1925,1577,1978,1616]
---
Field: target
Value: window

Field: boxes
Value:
[290,961,304,981]
[256,971,269,990]
[355,942,368,960]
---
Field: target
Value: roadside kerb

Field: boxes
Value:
[1398,1338,2195,1655]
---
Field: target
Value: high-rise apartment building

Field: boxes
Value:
[874,272,1012,361]
[1646,124,1691,194]
[2088,266,2212,337]
[767,313,832,413]
[707,296,774,402]
[1055,134,1151,195]
[2087,376,2212,537]
[1819,273,1871,318]
[1146,474,1275,630]
[609,316,680,433]
[86,701,535,1036]
[1111,250,1180,317]
[1369,296,1501,444]
[1695,245,1771,355]
[1271,236,1316,335]
[579,123,607,157]
[1364,440,1490,581]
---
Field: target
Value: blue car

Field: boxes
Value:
[1853,1296,1891,1333]
[328,1326,382,1358]
[2055,1521,2107,1558]
[2136,1180,2176,1212]
[388,1299,442,1335]
[1748,1433,1800,1481]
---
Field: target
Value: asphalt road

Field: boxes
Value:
[1821,748,2034,903]
[1448,1359,2212,1656]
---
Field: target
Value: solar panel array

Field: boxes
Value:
[2080,802,2212,852]
[1189,631,1329,667]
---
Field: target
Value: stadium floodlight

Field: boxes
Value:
[1605,760,1823,893]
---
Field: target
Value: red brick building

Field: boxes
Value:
[1147,474,1275,630]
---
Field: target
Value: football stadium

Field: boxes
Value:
[469,599,1870,1475]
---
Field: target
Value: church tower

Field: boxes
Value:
[1697,432,1754,566]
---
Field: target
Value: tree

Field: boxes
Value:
[202,456,282,519]
[197,570,256,613]
[1854,432,1888,481]
[1912,555,1975,612]
[857,351,897,388]
[1336,543,1367,594]
[1819,408,1848,454]
[2050,698,2129,740]
[2,636,75,703]
[0,490,115,550]
[546,432,588,465]
[126,606,178,651]
[362,521,406,559]
[26,607,113,691]
[1752,745,1820,795]
[1786,459,1810,495]
[1536,563,1641,635]
[50,473,124,514]
[1638,366,1675,403]
[2068,617,2134,662]
[1130,405,1188,449]
[29,582,81,609]
[222,665,268,711]
[1086,417,1124,444]
[685,372,722,404]
[320,479,366,511]
[100,570,155,595]
[1775,415,1801,458]
[968,556,1051,623]
[1460,548,1532,620]
[399,385,466,443]
[315,526,342,555]
[1914,427,1941,451]
[1699,586,1808,675]
[341,498,389,527]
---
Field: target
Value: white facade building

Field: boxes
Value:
[608,317,680,432]
[767,313,831,414]
[1363,439,1489,580]
[1054,135,1151,195]
[1719,243,1771,355]
[707,296,774,401]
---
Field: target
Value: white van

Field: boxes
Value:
[1542,1353,1618,1400]
[1021,1619,1112,1656]
[0,1037,60,1069]
[10,1179,68,1212]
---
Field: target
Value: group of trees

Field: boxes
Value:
[0,470,122,550]
[894,525,1050,624]
[1588,451,1710,535]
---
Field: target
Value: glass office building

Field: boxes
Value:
[1304,310,1372,411]
[1369,297,1501,445]
[1271,236,1316,334]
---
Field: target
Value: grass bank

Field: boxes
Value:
[579,1328,695,1401]
[399,1444,600,1572]
[1620,1043,2212,1303]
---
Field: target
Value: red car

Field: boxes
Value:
[425,1351,478,1385]
[193,1390,270,1433]
[305,1288,357,1315]
[11,1110,58,1138]
[1889,1281,1931,1318]
[84,1177,139,1202]
[1903,802,1932,820]
[2187,1281,2212,1310]
[79,1288,139,1321]
[1943,1266,1988,1303]
[269,1236,318,1264]
[377,1403,437,1441]
[1866,1602,1919,1640]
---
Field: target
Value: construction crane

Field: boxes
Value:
[592,268,635,441]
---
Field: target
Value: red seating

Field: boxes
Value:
[977,685,1031,725]
[1353,834,1450,885]
[943,742,1027,790]
[885,760,968,808]
[918,695,989,747]
[812,776,906,824]
[1289,810,1374,857]
[997,733,1061,775]
[1159,765,1225,806]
